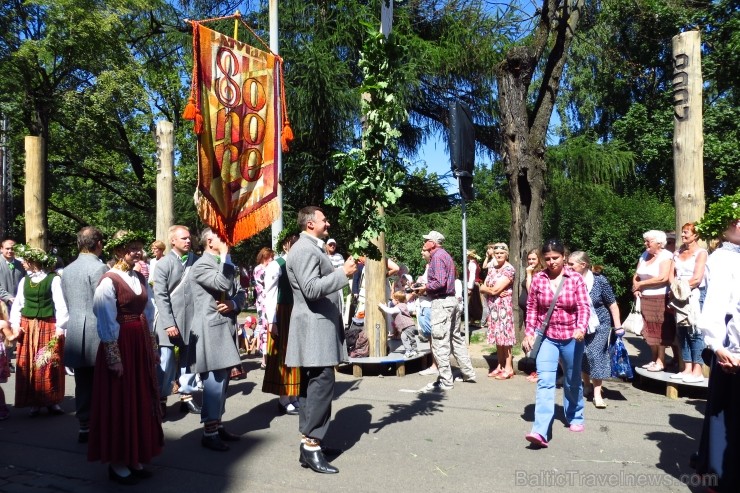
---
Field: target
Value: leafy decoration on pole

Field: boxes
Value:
[327,23,407,260]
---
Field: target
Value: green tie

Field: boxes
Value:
[8,263,13,270]
[181,254,188,263]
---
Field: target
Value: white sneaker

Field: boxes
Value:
[683,375,704,384]
[424,381,453,391]
[404,350,418,359]
[669,373,687,380]
[419,367,438,376]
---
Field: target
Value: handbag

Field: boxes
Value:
[610,334,634,379]
[622,297,644,336]
[529,276,566,360]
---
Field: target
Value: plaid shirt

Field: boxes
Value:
[426,248,456,299]
[525,266,590,340]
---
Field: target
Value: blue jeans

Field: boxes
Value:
[678,286,707,364]
[419,306,431,337]
[158,346,199,398]
[200,368,230,423]
[531,337,585,439]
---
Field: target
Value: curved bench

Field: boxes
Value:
[346,348,432,377]
[634,366,708,398]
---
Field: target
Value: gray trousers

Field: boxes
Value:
[298,366,335,442]
[73,366,95,426]
[431,296,475,386]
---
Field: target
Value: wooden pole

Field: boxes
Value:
[155,121,174,248]
[269,0,284,249]
[363,1,394,357]
[672,31,704,244]
[24,136,47,249]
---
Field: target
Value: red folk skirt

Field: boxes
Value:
[88,319,163,465]
[14,317,65,408]
[261,303,300,396]
[640,294,676,346]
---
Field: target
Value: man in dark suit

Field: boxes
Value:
[285,206,356,474]
[190,228,246,451]
[152,225,200,415]
[61,226,108,443]
[0,238,26,372]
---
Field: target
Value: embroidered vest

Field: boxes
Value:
[21,273,56,319]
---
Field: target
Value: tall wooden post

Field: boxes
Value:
[155,121,174,247]
[363,1,394,357]
[24,136,47,249]
[672,31,704,244]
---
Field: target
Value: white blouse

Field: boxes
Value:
[9,271,69,331]
[636,249,673,296]
[93,269,155,343]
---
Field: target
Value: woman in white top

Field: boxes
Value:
[632,230,674,372]
[669,223,707,383]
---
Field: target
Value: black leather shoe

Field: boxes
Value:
[160,401,167,418]
[217,427,241,442]
[299,444,338,474]
[201,435,229,451]
[180,399,201,414]
[48,405,65,416]
[9,363,14,373]
[130,466,153,479]
[108,466,139,485]
[278,401,299,416]
[78,430,89,444]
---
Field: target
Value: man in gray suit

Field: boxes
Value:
[61,226,108,443]
[285,206,356,474]
[0,238,27,372]
[190,228,246,451]
[153,225,200,415]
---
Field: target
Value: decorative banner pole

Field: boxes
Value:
[24,136,47,249]
[270,0,284,248]
[155,120,174,248]
[672,30,704,244]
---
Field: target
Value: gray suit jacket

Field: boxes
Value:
[61,253,108,368]
[285,232,349,368]
[0,257,26,305]
[190,254,246,373]
[153,250,198,346]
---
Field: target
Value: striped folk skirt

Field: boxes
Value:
[640,294,675,346]
[261,303,300,396]
[15,317,65,408]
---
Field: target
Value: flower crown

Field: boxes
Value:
[695,191,740,241]
[13,244,57,269]
[103,230,152,257]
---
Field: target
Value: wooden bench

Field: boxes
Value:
[346,350,431,377]
[634,366,708,399]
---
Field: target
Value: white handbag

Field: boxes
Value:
[622,297,644,336]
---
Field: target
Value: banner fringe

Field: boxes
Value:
[195,193,279,246]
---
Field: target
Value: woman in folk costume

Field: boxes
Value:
[88,231,162,485]
[262,234,301,415]
[9,245,69,417]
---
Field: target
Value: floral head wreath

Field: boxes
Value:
[13,244,57,269]
[695,191,740,241]
[104,231,152,257]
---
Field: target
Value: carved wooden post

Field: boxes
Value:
[672,31,704,244]
[155,121,174,247]
[24,136,47,249]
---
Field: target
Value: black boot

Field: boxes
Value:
[299,444,338,474]
[180,399,201,414]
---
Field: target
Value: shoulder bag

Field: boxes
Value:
[622,297,643,336]
[529,276,566,360]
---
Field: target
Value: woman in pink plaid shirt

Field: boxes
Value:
[523,239,590,448]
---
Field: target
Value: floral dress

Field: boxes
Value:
[253,263,268,353]
[485,262,516,346]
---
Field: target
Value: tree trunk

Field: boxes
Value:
[496,0,584,338]
[155,120,175,248]
[24,136,47,250]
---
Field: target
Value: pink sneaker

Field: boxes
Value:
[569,424,585,432]
[525,432,548,448]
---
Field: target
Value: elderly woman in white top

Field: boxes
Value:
[632,230,674,372]
[669,222,708,383]
[695,214,740,491]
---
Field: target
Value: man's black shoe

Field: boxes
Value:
[9,363,15,373]
[299,444,338,474]
[217,427,241,442]
[201,435,229,451]
[180,399,201,414]
[78,430,89,444]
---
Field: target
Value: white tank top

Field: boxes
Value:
[674,248,707,288]
[636,249,672,296]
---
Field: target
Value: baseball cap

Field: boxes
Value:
[327,238,337,245]
[422,230,445,244]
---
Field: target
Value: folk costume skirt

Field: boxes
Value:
[15,316,65,408]
[640,294,675,346]
[88,319,163,465]
[262,303,300,396]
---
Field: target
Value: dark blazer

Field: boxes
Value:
[0,257,26,305]
[62,253,108,368]
[285,232,349,368]
[190,254,246,373]
[152,250,198,346]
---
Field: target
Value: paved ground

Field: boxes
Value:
[0,331,714,492]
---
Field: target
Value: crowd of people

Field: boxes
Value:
[0,204,738,490]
